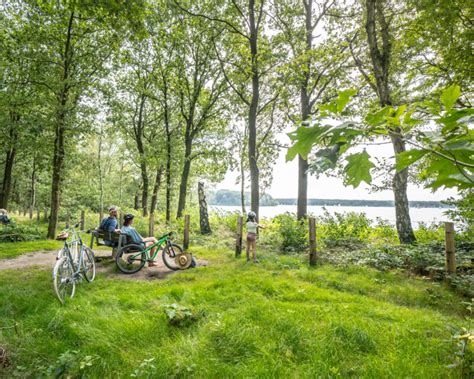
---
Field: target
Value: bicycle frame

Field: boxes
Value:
[127,234,173,262]
[58,226,85,278]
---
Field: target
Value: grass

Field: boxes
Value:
[0,240,63,259]
[0,245,472,378]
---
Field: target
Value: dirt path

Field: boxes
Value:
[0,249,208,281]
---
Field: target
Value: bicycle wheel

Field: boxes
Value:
[162,243,184,271]
[116,244,146,274]
[53,257,76,304]
[82,246,96,282]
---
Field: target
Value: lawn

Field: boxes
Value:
[0,240,63,259]
[0,245,471,378]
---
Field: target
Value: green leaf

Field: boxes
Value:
[336,89,357,113]
[440,85,461,110]
[395,149,429,171]
[444,139,474,152]
[365,107,392,127]
[286,125,330,161]
[344,151,375,188]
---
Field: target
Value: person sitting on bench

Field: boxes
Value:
[0,209,10,225]
[121,214,159,267]
[99,206,121,247]
[0,208,10,225]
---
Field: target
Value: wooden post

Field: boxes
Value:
[66,213,70,228]
[149,213,155,237]
[29,206,33,219]
[80,210,85,231]
[309,217,317,266]
[118,211,123,228]
[44,208,48,222]
[445,222,456,274]
[183,214,190,250]
[36,208,40,222]
[235,216,243,257]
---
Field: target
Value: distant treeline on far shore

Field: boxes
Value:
[208,190,452,208]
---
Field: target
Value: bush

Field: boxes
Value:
[414,222,445,244]
[0,223,44,242]
[272,213,308,253]
[318,209,371,246]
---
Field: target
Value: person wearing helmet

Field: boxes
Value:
[99,206,121,247]
[246,211,265,263]
[121,214,159,267]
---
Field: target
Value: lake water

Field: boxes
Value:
[210,205,452,225]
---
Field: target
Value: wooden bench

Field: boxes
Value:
[89,229,129,259]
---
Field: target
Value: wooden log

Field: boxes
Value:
[309,217,317,266]
[445,222,456,274]
[184,214,190,250]
[80,210,85,231]
[235,216,243,257]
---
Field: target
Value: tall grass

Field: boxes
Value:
[0,246,471,377]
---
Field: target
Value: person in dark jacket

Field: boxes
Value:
[99,206,121,246]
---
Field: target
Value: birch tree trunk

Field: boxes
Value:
[365,0,415,244]
[198,181,211,234]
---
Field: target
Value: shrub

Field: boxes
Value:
[163,303,202,327]
[414,222,445,244]
[272,213,308,253]
[0,223,44,242]
[318,209,371,246]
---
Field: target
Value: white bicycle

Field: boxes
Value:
[52,224,96,304]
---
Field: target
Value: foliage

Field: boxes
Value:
[0,246,471,377]
[447,327,474,377]
[163,303,202,327]
[287,86,474,191]
[321,241,474,297]
[318,209,372,247]
[272,213,308,253]
[0,222,44,243]
[444,189,474,238]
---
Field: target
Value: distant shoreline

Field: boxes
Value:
[210,199,452,208]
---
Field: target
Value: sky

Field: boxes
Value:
[213,133,459,202]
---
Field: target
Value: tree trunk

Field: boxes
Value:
[365,0,415,244]
[240,156,246,215]
[391,131,416,244]
[297,0,314,220]
[297,155,309,219]
[150,165,163,214]
[119,160,124,206]
[162,73,172,224]
[134,94,148,217]
[47,117,66,238]
[0,148,15,210]
[177,136,192,219]
[30,154,37,211]
[134,192,140,210]
[165,144,171,224]
[47,10,74,239]
[98,123,104,222]
[0,113,19,210]
[198,182,211,234]
[248,0,260,220]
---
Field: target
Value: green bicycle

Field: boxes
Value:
[53,223,96,304]
[115,232,192,274]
